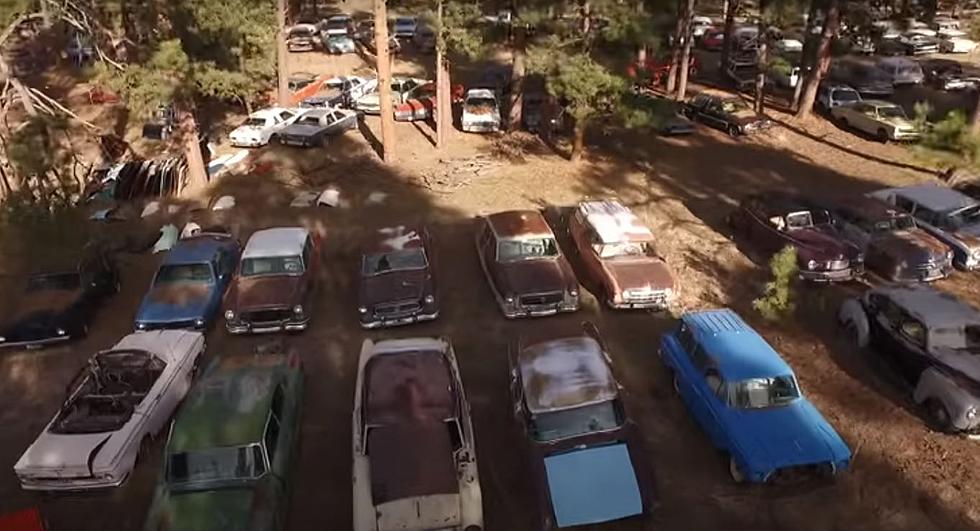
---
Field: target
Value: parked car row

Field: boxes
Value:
[227,105,358,148]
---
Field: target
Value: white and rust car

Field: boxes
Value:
[568,200,676,310]
[352,337,483,531]
[14,330,205,490]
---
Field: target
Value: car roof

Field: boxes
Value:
[518,336,618,414]
[169,355,288,451]
[825,195,908,221]
[877,56,916,65]
[577,200,654,244]
[363,340,456,425]
[880,184,978,212]
[486,210,554,239]
[297,108,330,119]
[873,285,980,329]
[682,309,794,381]
[366,225,424,253]
[242,227,308,259]
[328,14,350,20]
[164,234,233,265]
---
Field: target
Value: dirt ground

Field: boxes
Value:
[3,4,980,531]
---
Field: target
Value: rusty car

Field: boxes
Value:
[475,210,579,318]
[508,326,653,529]
[726,193,863,282]
[352,337,483,531]
[358,226,438,329]
[821,195,954,282]
[568,200,675,310]
[224,227,319,334]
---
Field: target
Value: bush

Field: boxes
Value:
[753,245,798,321]
[913,107,980,169]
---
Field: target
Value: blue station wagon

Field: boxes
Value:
[660,309,851,483]
[136,232,241,331]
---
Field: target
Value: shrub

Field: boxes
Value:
[753,245,798,321]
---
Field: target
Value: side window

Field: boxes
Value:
[280,111,295,122]
[265,385,284,461]
[302,237,313,268]
[446,419,463,451]
[894,196,916,214]
[677,322,698,354]
[705,369,723,396]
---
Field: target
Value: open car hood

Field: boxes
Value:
[543,443,643,527]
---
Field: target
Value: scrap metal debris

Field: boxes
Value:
[152,224,178,254]
[419,155,502,193]
[211,195,236,211]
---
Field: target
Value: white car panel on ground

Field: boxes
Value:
[14,330,205,491]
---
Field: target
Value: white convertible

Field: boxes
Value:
[228,107,300,147]
[14,330,205,491]
[352,337,484,531]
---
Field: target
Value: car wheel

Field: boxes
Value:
[925,399,954,433]
[270,134,279,144]
[727,124,740,137]
[729,456,747,483]
[876,128,889,143]
[838,116,849,128]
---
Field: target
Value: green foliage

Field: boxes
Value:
[913,106,980,169]
[427,1,484,59]
[617,93,675,130]
[0,0,33,26]
[528,39,624,122]
[753,245,799,321]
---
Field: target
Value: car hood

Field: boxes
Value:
[12,288,83,320]
[729,401,850,470]
[375,494,461,531]
[231,275,304,311]
[15,431,116,478]
[360,269,428,307]
[880,116,916,129]
[787,226,854,260]
[734,113,767,127]
[875,229,949,263]
[542,443,643,527]
[496,258,569,296]
[230,125,263,137]
[601,258,674,293]
[280,123,322,137]
[138,282,213,323]
[358,93,381,106]
[161,488,256,531]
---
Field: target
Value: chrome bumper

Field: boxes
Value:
[227,318,310,335]
[0,334,72,349]
[360,310,439,329]
[799,266,861,282]
[502,303,578,319]
[18,473,127,491]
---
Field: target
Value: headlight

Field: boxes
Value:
[0,336,5,342]
[972,249,980,259]
[55,328,66,336]
[948,250,955,261]
[293,305,304,315]
[358,306,368,314]
[423,295,435,304]
[505,295,515,304]
[966,406,978,420]
[136,322,146,330]
[224,310,235,321]
[194,318,206,328]
[569,288,578,297]
[807,259,818,270]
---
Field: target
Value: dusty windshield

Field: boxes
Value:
[947,204,980,229]
[721,99,752,115]
[731,376,800,409]
[27,272,81,292]
[243,118,266,127]
[466,97,496,108]
[595,241,654,260]
[167,444,266,487]
[530,400,623,442]
[497,238,559,262]
[154,263,214,285]
[362,248,428,275]
[241,256,304,277]
[877,106,907,119]
[931,325,980,351]
[297,115,321,126]
[834,89,860,102]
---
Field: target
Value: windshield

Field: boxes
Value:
[874,215,916,233]
[362,248,428,275]
[785,211,814,229]
[328,34,350,42]
[289,28,314,37]
[731,376,800,409]
[835,89,860,102]
[27,272,80,292]
[240,255,304,277]
[167,445,266,487]
[243,118,266,127]
[297,115,321,125]
[877,106,907,119]
[530,400,623,442]
[154,263,214,285]
[931,325,980,350]
[595,241,654,259]
[466,97,496,107]
[947,204,980,229]
[721,100,750,114]
[395,17,414,26]
[327,20,348,30]
[497,238,559,261]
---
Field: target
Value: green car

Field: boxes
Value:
[143,351,304,531]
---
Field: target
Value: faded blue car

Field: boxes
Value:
[135,232,240,331]
[660,309,851,483]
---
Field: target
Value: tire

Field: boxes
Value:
[729,456,747,483]
[270,134,279,145]
[844,321,862,349]
[876,128,889,143]
[925,399,954,433]
[727,124,740,137]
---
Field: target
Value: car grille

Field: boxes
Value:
[624,289,668,305]
[374,300,421,318]
[143,319,197,331]
[241,309,292,324]
[519,291,563,308]
[825,259,849,270]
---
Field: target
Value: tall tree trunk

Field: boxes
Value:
[436,0,446,147]
[636,0,647,62]
[374,0,395,162]
[754,6,767,114]
[570,116,586,162]
[723,0,729,19]
[676,0,695,101]
[508,24,526,132]
[720,0,740,72]
[795,0,840,120]
[276,0,289,105]
[666,0,684,94]
[177,106,207,196]
[441,58,453,146]
[793,0,820,110]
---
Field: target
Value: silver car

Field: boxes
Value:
[830,100,920,142]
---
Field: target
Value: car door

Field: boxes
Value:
[476,221,499,294]
[300,235,317,303]
[263,385,289,511]
[743,200,784,254]
[691,368,728,448]
[568,210,600,280]
[702,99,727,128]
[867,295,927,384]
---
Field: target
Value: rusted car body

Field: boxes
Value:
[223,227,319,334]
[727,193,863,282]
[352,337,483,531]
[822,195,954,282]
[358,226,439,329]
[508,328,653,529]
[475,211,579,318]
[568,200,675,309]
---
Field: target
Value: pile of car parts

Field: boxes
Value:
[84,157,187,202]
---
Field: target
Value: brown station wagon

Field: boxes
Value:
[568,200,675,309]
[476,210,579,318]
[223,227,319,334]
[358,226,438,329]
[508,325,654,530]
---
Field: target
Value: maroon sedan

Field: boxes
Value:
[475,210,579,318]
[727,193,864,281]
[358,225,439,328]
